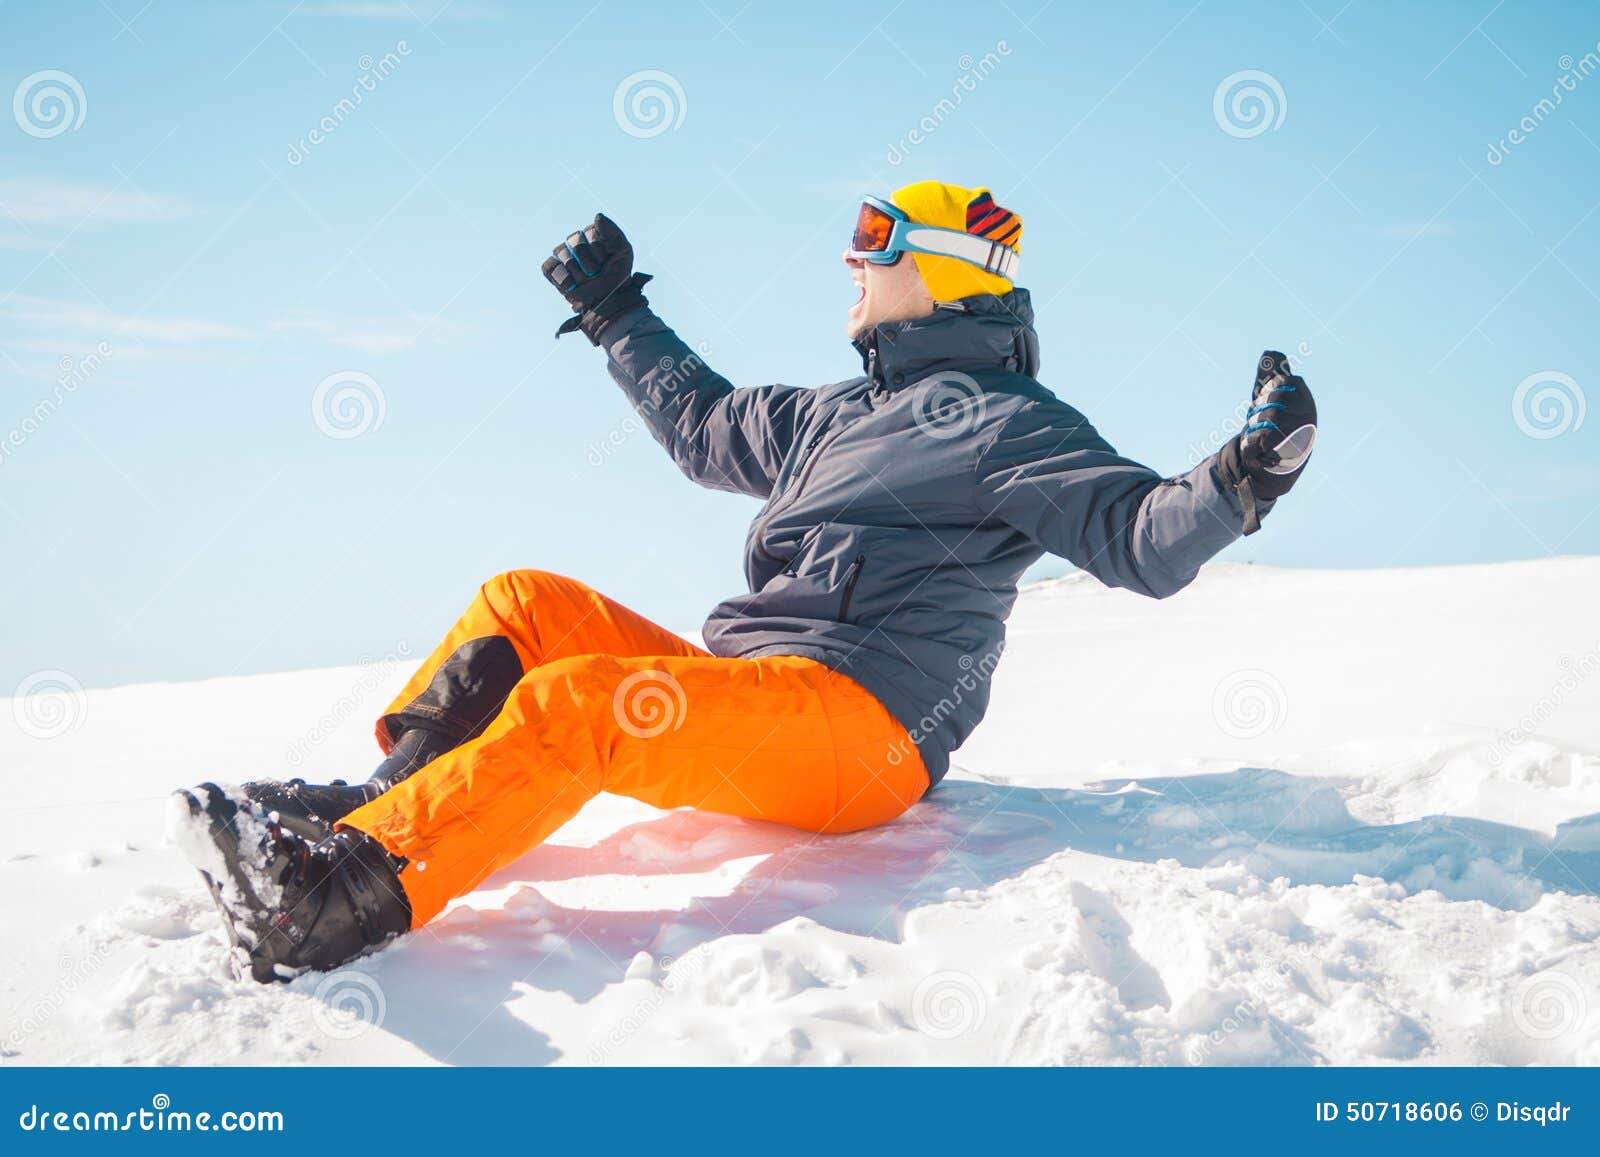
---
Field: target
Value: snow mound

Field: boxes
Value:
[2,559,1598,1065]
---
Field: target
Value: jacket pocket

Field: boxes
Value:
[733,522,869,625]
[837,553,866,623]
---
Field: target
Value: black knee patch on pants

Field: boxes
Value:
[380,635,523,745]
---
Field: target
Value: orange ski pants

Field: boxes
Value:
[340,570,928,924]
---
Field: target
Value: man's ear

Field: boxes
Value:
[902,252,934,307]
[900,252,936,304]
[902,261,937,314]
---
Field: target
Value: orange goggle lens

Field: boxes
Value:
[851,201,898,253]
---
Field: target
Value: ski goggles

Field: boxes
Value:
[848,195,1020,280]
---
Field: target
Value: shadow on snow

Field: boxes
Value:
[356,766,1600,1064]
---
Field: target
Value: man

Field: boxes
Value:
[174,180,1316,982]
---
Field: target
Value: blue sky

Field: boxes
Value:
[2,0,1597,690]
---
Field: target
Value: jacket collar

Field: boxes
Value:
[852,289,1040,389]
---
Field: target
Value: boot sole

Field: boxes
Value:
[167,785,299,984]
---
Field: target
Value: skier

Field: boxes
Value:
[174,180,1316,981]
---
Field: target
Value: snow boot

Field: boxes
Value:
[170,783,412,982]
[240,727,457,840]
[168,782,285,978]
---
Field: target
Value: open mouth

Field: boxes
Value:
[850,281,866,306]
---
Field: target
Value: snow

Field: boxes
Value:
[2,558,1598,1066]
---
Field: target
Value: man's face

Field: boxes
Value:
[844,249,935,339]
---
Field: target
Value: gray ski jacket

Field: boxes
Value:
[601,290,1266,787]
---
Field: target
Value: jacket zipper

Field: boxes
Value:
[785,429,836,506]
[838,553,865,622]
[752,425,846,565]
[752,431,824,564]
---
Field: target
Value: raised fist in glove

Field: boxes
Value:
[541,213,652,344]
[1217,350,1318,533]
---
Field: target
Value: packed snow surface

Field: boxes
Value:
[3,559,1598,1066]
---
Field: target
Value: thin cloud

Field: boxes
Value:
[1534,462,1600,499]
[0,178,187,228]
[5,296,252,343]
[6,299,466,357]
[4,336,204,364]
[271,311,466,353]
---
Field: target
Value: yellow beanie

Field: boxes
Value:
[890,180,1023,302]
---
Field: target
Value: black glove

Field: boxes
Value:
[1217,350,1317,534]
[541,213,653,344]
